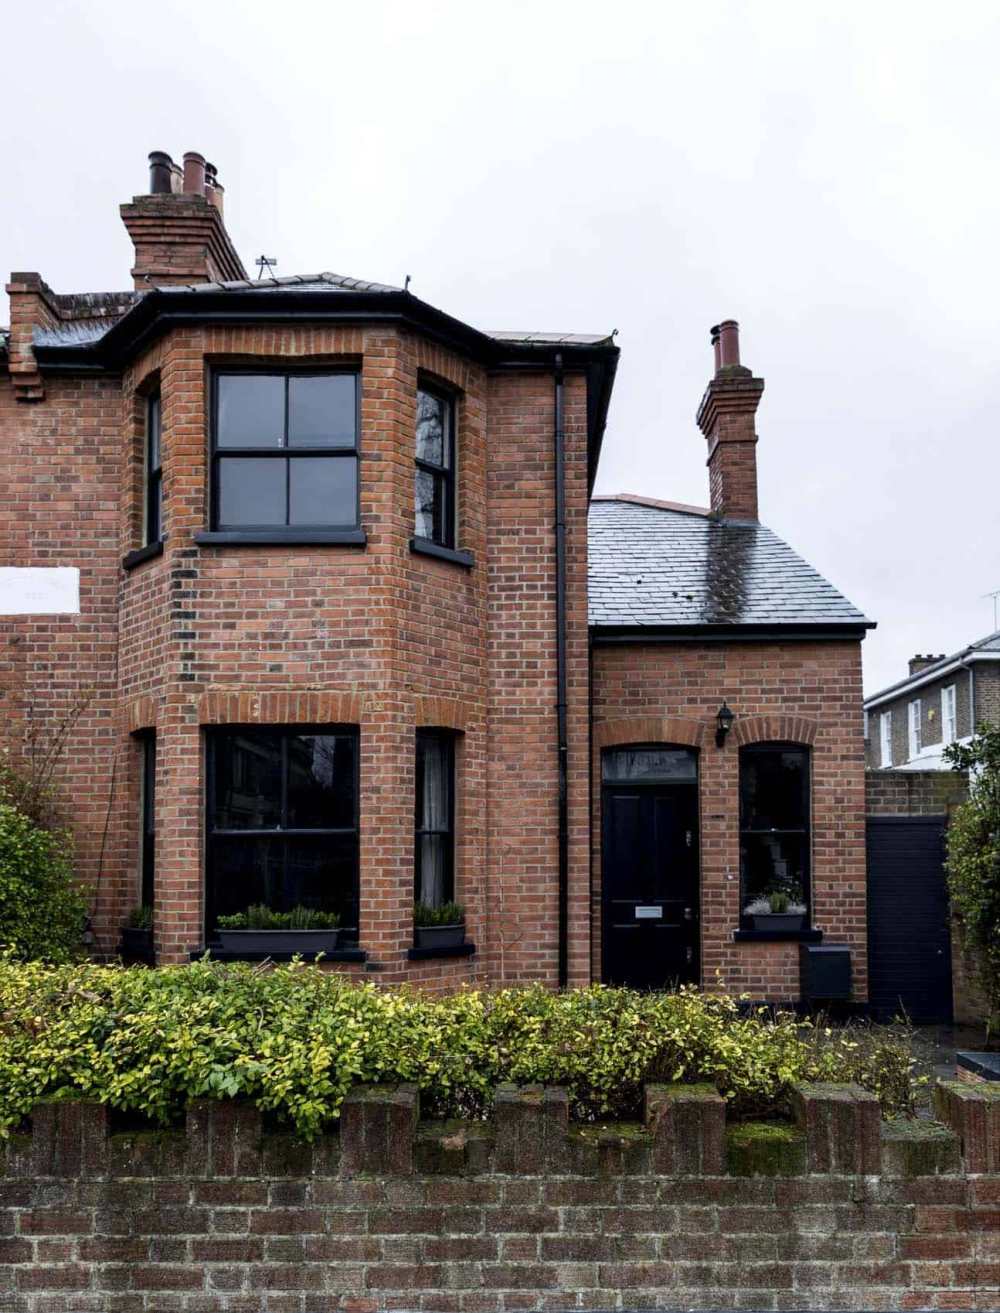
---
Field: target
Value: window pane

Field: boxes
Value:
[147,395,161,470]
[415,467,442,541]
[602,748,698,783]
[741,833,809,908]
[218,457,287,527]
[288,375,357,447]
[211,731,282,829]
[286,733,357,829]
[147,473,163,545]
[417,733,451,830]
[209,836,284,921]
[283,835,359,930]
[288,456,357,527]
[740,748,808,830]
[416,389,448,467]
[217,375,285,448]
[416,834,448,906]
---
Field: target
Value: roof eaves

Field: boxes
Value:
[864,634,1000,707]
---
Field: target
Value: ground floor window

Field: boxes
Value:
[414,729,455,907]
[739,743,811,924]
[205,726,359,938]
[140,733,156,911]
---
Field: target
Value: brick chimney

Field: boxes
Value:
[120,150,247,289]
[695,320,764,521]
[908,654,945,676]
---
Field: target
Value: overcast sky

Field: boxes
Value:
[5,0,998,694]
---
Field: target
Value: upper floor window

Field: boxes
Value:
[908,699,922,759]
[942,685,957,745]
[144,392,163,546]
[211,371,359,533]
[739,743,811,925]
[880,711,893,767]
[415,729,455,908]
[414,384,455,548]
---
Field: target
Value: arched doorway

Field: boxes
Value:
[601,745,700,988]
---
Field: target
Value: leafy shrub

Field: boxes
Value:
[413,901,465,927]
[944,724,1000,1029]
[127,906,153,931]
[0,963,919,1139]
[0,800,87,962]
[216,905,341,930]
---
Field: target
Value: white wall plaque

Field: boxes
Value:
[0,567,80,615]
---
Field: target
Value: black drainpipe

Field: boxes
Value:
[554,354,569,988]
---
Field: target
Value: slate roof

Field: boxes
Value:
[864,629,1000,707]
[588,495,872,634]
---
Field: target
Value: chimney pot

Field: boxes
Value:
[182,151,207,196]
[717,319,740,369]
[148,151,174,195]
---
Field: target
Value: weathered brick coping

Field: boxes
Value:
[0,1084,998,1310]
[4,1081,998,1180]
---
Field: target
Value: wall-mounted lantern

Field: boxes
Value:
[715,702,735,748]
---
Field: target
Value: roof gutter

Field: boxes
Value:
[592,622,873,646]
[554,353,569,989]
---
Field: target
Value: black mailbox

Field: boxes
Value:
[799,943,851,1004]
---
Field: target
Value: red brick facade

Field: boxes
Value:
[1,155,870,1000]
[592,641,869,1001]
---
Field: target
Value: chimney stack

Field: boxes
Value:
[908,654,945,676]
[120,149,247,289]
[695,319,764,521]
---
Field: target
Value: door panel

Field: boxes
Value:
[602,782,699,989]
[867,816,952,1023]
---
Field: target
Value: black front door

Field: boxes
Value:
[601,747,700,989]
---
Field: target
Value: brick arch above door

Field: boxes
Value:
[733,714,818,747]
[593,716,706,751]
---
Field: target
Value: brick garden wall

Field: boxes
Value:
[1,1083,998,1312]
[591,640,868,1001]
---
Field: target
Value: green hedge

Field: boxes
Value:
[0,960,918,1139]
[0,800,87,963]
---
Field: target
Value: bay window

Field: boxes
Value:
[414,384,456,549]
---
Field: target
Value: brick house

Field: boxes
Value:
[864,633,1000,770]
[0,151,873,1002]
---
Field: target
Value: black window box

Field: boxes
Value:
[194,945,367,963]
[733,928,824,944]
[407,941,476,961]
[123,541,164,571]
[194,530,367,548]
[410,537,474,568]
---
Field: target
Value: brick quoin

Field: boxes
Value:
[1,152,871,1000]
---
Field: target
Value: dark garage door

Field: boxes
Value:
[866,815,953,1024]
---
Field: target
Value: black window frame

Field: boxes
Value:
[413,380,457,550]
[414,728,456,908]
[144,391,163,547]
[208,368,361,537]
[204,724,360,940]
[139,732,156,912]
[738,741,812,926]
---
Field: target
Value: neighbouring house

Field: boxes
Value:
[864,632,1000,770]
[0,150,874,1003]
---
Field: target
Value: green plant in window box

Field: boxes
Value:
[743,887,807,933]
[214,904,341,955]
[413,900,465,950]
